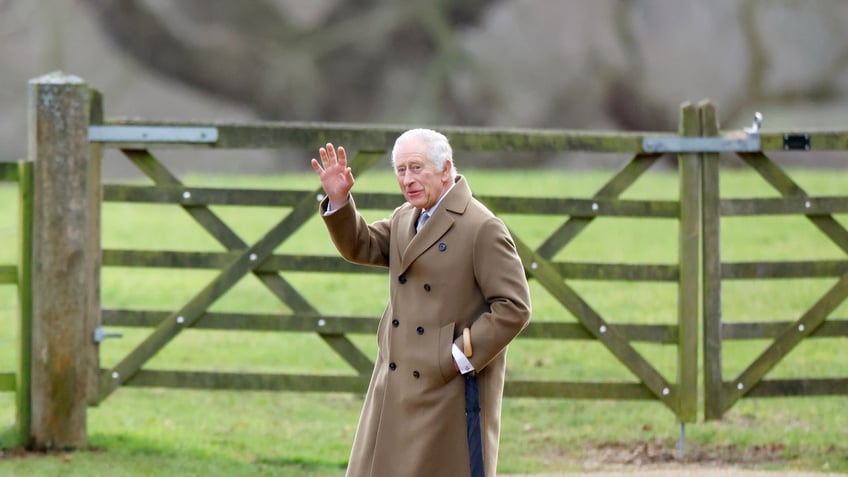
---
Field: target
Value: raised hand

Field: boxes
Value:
[310,143,355,209]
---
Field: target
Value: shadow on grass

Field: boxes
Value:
[92,433,348,476]
[254,455,347,471]
[96,434,347,470]
[1,433,347,477]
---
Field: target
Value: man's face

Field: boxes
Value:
[394,139,452,210]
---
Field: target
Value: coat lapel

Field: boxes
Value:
[399,176,471,274]
[397,206,417,251]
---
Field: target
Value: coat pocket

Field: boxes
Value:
[437,321,458,385]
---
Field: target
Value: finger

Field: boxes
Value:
[337,146,347,168]
[325,143,337,164]
[310,158,323,174]
[319,147,329,166]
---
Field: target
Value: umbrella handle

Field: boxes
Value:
[463,327,473,358]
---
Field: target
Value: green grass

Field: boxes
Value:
[1,166,847,475]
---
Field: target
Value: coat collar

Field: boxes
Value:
[398,175,471,273]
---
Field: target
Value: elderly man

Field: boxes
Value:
[311,128,531,477]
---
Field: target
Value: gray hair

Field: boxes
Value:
[391,128,458,180]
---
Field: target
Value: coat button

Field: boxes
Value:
[416,326,424,335]
[413,370,420,379]
[398,275,407,284]
[423,284,431,292]
[392,319,399,327]
[389,362,397,370]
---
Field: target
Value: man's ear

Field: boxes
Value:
[442,159,453,179]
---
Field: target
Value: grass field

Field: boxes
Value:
[1,165,847,476]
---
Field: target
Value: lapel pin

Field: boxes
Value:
[438,243,447,251]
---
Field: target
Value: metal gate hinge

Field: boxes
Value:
[642,112,764,153]
[88,126,219,144]
[93,326,123,343]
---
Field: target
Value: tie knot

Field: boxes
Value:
[417,211,431,232]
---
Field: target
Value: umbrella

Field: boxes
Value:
[463,328,485,477]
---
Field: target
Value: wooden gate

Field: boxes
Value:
[0,162,19,392]
[87,95,701,424]
[698,102,848,419]
[0,159,33,444]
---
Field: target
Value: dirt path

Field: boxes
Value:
[499,438,846,476]
[504,468,846,476]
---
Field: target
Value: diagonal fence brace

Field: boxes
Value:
[513,237,678,412]
[100,150,387,400]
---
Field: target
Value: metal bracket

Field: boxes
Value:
[642,134,761,153]
[642,111,763,153]
[783,134,810,151]
[88,126,218,144]
[93,326,123,344]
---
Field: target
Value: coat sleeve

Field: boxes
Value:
[320,195,393,268]
[460,216,532,371]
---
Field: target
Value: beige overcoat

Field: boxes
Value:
[320,176,531,477]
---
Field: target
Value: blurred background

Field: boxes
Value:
[2,0,848,175]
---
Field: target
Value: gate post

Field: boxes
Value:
[699,101,724,420]
[16,160,34,446]
[27,72,96,449]
[676,102,701,423]
[85,90,103,406]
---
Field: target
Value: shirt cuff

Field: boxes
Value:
[322,196,349,216]
[451,343,475,375]
[323,201,336,216]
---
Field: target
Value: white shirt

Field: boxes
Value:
[415,182,453,231]
[413,184,474,374]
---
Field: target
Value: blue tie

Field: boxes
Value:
[416,211,430,232]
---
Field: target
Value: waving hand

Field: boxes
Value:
[311,143,355,210]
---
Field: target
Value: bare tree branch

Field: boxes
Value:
[80,0,275,112]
